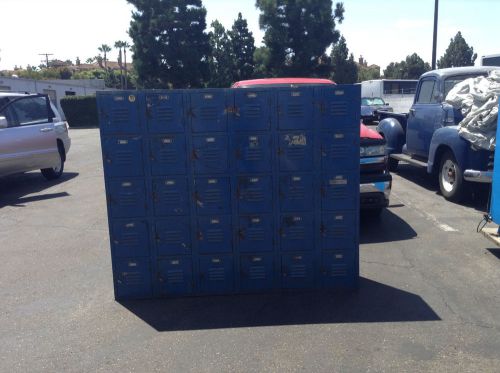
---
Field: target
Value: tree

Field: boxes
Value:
[122,41,131,89]
[115,40,126,89]
[438,31,477,68]
[253,46,271,78]
[128,0,210,88]
[98,44,111,69]
[256,0,344,76]
[330,36,357,84]
[85,57,95,64]
[76,57,81,66]
[383,53,430,79]
[228,12,255,81]
[207,20,234,87]
[357,56,380,82]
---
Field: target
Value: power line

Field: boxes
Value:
[39,53,53,68]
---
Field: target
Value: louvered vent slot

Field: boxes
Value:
[111,108,129,123]
[200,106,218,121]
[243,105,261,118]
[120,232,139,246]
[247,228,265,241]
[289,264,306,278]
[330,102,348,116]
[249,266,266,280]
[287,104,304,117]
[167,269,184,284]
[208,267,225,281]
[157,107,174,122]
[204,190,222,203]
[206,229,224,242]
[330,265,347,277]
[122,272,144,285]
[244,188,264,202]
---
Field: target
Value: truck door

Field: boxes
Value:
[406,77,443,158]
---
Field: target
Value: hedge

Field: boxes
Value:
[60,95,98,128]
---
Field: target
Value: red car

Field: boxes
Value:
[232,78,391,215]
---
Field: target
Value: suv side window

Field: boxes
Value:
[9,96,49,127]
[0,105,17,128]
[416,79,436,104]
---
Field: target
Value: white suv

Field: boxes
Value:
[0,92,71,180]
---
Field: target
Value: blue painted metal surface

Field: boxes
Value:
[97,85,360,299]
[490,105,500,224]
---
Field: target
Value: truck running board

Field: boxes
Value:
[390,153,428,168]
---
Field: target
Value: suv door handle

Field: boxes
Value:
[39,127,54,133]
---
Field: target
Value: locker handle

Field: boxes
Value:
[146,102,153,118]
[277,147,283,155]
[191,150,199,160]
[197,231,203,241]
[157,274,164,282]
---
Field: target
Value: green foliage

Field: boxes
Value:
[128,0,211,88]
[357,65,380,82]
[383,53,431,79]
[60,95,98,128]
[253,46,271,78]
[229,12,256,81]
[207,20,234,87]
[330,36,358,84]
[14,67,73,80]
[437,32,477,68]
[256,0,344,76]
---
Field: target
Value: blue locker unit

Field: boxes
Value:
[158,258,193,296]
[278,131,314,171]
[489,105,500,224]
[155,217,191,256]
[237,175,273,213]
[240,253,275,291]
[196,215,232,254]
[237,214,274,252]
[199,255,234,293]
[234,133,272,173]
[111,219,150,258]
[152,177,189,216]
[97,84,360,299]
[232,89,272,131]
[281,253,315,289]
[145,92,184,133]
[149,135,187,175]
[114,257,152,299]
[194,177,231,214]
[190,90,227,132]
[279,213,314,251]
[192,134,229,174]
[107,179,147,218]
[102,137,144,177]
[99,92,141,134]
[279,174,314,212]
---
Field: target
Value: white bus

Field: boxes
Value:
[361,79,418,113]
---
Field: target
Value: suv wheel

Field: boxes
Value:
[41,146,65,180]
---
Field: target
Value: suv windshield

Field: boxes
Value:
[362,97,385,106]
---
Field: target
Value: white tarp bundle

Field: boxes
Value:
[445,70,500,151]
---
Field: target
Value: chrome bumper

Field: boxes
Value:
[464,169,492,183]
[360,180,391,199]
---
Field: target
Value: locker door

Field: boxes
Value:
[192,134,229,174]
[155,217,192,256]
[237,175,273,213]
[194,177,231,215]
[278,88,314,129]
[237,214,273,252]
[321,251,356,288]
[281,253,314,289]
[108,179,147,218]
[278,131,313,171]
[279,174,314,212]
[320,212,357,250]
[111,220,150,258]
[321,131,359,171]
[102,137,144,177]
[279,213,314,251]
[234,133,272,173]
[196,215,232,254]
[99,93,140,134]
[321,172,358,210]
[190,91,227,132]
[240,254,274,291]
[146,92,184,133]
[232,89,271,131]
[152,177,189,216]
[320,85,361,130]
[158,258,193,296]
[199,255,234,293]
[114,258,152,299]
[150,135,187,175]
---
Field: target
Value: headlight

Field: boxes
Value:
[360,144,386,157]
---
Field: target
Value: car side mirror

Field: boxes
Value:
[0,116,8,129]
[385,102,390,105]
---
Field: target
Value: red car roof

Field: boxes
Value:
[231,77,335,88]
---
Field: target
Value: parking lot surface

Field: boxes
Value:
[1,129,499,372]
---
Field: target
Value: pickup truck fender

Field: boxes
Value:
[376,117,405,154]
[428,126,468,174]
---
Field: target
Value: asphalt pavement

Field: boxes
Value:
[0,129,499,372]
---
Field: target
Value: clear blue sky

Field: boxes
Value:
[0,0,498,71]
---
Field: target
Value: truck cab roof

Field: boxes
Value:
[421,66,499,79]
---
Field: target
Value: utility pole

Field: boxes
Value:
[431,0,439,70]
[39,53,53,68]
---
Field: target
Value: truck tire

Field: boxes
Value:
[438,150,466,202]
[388,158,399,172]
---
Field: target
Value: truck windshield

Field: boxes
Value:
[444,74,487,97]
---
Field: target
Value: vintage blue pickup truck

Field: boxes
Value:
[377,66,498,202]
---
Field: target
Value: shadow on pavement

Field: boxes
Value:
[0,172,78,208]
[360,208,417,244]
[395,163,490,213]
[119,277,440,332]
[487,248,500,260]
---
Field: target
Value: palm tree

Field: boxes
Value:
[122,42,131,89]
[98,44,111,69]
[114,41,125,89]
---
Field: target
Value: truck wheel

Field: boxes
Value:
[388,158,399,172]
[439,150,466,202]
